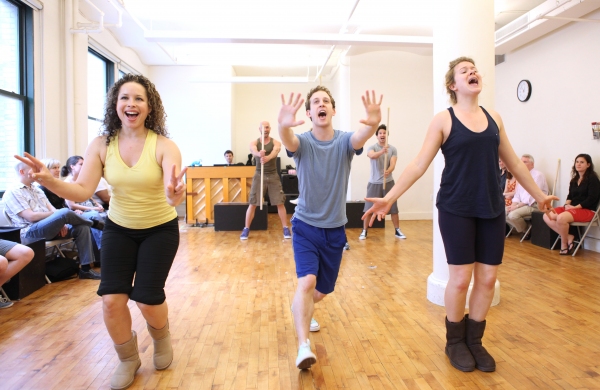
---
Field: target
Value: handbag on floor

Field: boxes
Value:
[45,256,79,282]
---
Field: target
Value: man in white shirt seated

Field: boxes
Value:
[92,177,111,209]
[506,154,549,234]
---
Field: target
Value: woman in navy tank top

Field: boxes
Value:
[364,57,556,373]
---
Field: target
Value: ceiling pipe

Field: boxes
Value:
[495,0,575,44]
[314,0,360,82]
[541,15,600,22]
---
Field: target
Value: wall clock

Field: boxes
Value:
[517,79,532,102]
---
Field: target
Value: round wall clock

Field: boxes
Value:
[517,79,532,102]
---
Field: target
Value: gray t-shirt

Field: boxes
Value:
[367,143,397,184]
[287,130,362,228]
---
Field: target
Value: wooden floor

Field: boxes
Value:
[1,216,600,390]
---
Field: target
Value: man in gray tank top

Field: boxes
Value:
[360,124,406,240]
[279,86,383,370]
[240,121,290,240]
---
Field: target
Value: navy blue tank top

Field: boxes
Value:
[436,107,504,218]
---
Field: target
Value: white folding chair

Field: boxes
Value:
[506,216,532,242]
[551,203,600,256]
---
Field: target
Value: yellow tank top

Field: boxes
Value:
[105,131,177,229]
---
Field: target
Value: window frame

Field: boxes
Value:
[0,0,34,196]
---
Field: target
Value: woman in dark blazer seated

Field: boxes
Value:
[543,153,600,255]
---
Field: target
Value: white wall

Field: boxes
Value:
[232,81,320,169]
[495,9,600,250]
[149,66,234,167]
[347,50,434,220]
[33,0,149,162]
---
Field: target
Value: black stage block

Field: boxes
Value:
[531,210,558,249]
[214,203,267,231]
[2,240,46,300]
[284,195,298,214]
[345,201,385,229]
[281,174,299,195]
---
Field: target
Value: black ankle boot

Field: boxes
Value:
[445,316,475,372]
[465,314,496,372]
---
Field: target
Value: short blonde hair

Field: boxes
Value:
[445,56,475,105]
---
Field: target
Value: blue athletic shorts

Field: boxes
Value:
[291,215,346,294]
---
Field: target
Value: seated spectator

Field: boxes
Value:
[92,176,111,210]
[506,154,549,235]
[2,161,102,280]
[0,239,34,308]
[39,158,68,210]
[504,169,516,209]
[224,150,234,165]
[543,154,600,255]
[499,158,507,194]
[62,156,106,251]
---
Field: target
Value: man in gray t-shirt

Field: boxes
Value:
[279,86,383,370]
[361,124,406,240]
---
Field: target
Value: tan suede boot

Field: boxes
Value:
[147,321,173,370]
[111,330,141,390]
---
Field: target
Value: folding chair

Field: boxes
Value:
[551,203,600,256]
[505,216,532,242]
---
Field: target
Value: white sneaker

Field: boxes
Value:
[395,229,406,239]
[310,318,320,332]
[290,198,299,205]
[291,306,320,332]
[296,339,317,369]
[359,230,367,240]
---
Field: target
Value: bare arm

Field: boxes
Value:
[278,93,304,153]
[493,110,557,210]
[367,146,387,159]
[95,189,111,204]
[17,208,53,223]
[363,111,446,222]
[266,139,282,162]
[249,139,261,158]
[350,91,383,150]
[158,137,187,207]
[15,137,105,202]
[385,155,397,177]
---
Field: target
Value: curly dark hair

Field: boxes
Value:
[102,74,169,145]
[570,154,598,185]
[305,85,336,111]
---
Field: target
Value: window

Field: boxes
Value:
[87,49,114,144]
[0,0,34,194]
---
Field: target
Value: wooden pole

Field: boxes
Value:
[551,158,560,205]
[383,107,390,190]
[260,125,265,210]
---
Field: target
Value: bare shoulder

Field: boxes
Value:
[156,134,178,150]
[485,108,505,130]
[431,109,451,130]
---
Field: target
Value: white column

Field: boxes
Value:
[427,0,500,306]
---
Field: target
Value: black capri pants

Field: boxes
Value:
[438,209,505,266]
[97,217,179,305]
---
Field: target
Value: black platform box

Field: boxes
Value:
[281,174,299,195]
[214,203,267,231]
[284,195,298,214]
[345,201,385,229]
[2,239,46,300]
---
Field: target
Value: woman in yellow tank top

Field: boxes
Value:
[17,74,187,390]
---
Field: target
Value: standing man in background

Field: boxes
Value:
[240,121,291,240]
[360,124,406,240]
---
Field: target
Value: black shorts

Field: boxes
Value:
[438,209,505,266]
[97,217,179,305]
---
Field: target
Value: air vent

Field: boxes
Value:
[495,54,505,65]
